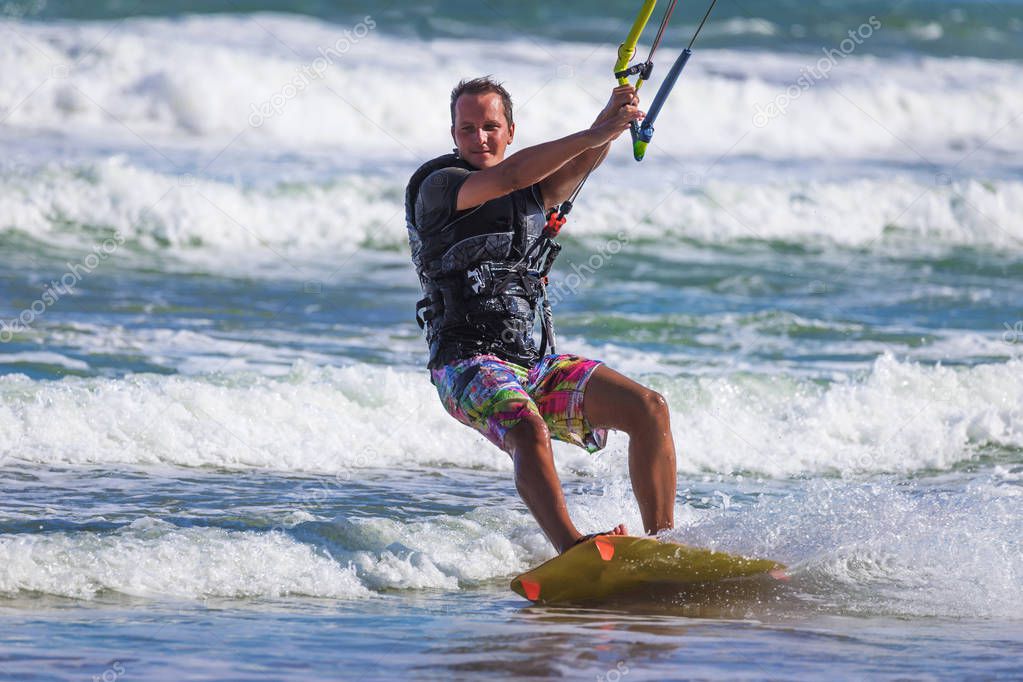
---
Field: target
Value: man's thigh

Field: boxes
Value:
[432,354,540,451]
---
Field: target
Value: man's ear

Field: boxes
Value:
[507,123,515,145]
[450,125,456,145]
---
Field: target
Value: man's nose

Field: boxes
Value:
[476,128,487,145]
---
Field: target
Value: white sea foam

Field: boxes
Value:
[0,156,398,273]
[2,13,1020,270]
[671,477,1023,619]
[3,158,1022,276]
[667,354,1023,477]
[0,519,371,599]
[1,356,1019,477]
[41,321,381,376]
[2,478,1018,618]
[0,14,1019,164]
[0,351,88,370]
[288,507,547,591]
[0,508,549,599]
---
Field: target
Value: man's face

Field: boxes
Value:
[451,92,515,169]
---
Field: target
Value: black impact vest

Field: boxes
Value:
[406,153,561,370]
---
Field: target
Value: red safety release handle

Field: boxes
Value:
[545,210,567,237]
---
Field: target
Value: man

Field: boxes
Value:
[406,76,677,553]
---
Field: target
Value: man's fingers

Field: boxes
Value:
[620,109,644,127]
[611,85,637,103]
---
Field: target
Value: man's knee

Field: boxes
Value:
[626,388,670,434]
[645,389,670,422]
[505,414,551,455]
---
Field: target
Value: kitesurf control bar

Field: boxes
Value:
[614,0,659,89]
[613,0,660,148]
[632,47,691,161]
[618,0,720,161]
[534,0,719,246]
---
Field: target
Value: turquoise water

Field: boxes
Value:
[2,1,1022,680]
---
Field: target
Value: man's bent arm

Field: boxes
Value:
[456,103,639,212]
[456,129,606,211]
[539,85,639,209]
[538,140,611,210]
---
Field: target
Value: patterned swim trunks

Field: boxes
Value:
[430,353,608,454]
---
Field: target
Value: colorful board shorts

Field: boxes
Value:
[431,353,608,454]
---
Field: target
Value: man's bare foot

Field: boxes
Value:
[563,523,628,552]
[605,523,627,537]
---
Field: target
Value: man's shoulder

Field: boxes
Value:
[416,166,472,214]
[408,154,471,191]
[419,166,472,194]
[408,155,472,210]
[406,154,467,232]
[410,159,474,234]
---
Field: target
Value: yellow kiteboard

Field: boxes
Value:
[511,535,786,604]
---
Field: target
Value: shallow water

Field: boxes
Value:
[5,594,1023,681]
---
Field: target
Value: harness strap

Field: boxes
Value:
[538,279,557,357]
[415,295,432,329]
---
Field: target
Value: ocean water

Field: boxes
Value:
[1,1,1022,679]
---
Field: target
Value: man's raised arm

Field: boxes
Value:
[457,103,642,211]
[538,85,641,209]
